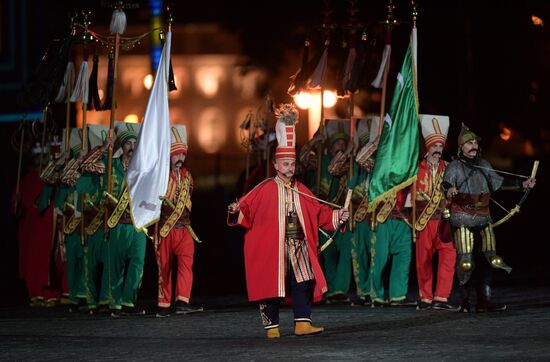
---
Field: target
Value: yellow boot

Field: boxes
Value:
[266,327,280,339]
[29,298,44,308]
[294,321,324,336]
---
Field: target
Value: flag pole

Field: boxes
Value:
[376,0,396,144]
[103,2,126,303]
[411,0,418,243]
[264,95,274,179]
[315,33,330,195]
[315,85,325,194]
[106,16,123,197]
[81,10,92,155]
[38,105,49,173]
[245,111,254,179]
[14,122,25,214]
[348,94,355,230]
[64,16,77,157]
[80,11,92,247]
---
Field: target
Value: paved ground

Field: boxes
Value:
[1,286,550,361]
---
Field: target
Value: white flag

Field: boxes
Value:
[371,44,391,89]
[127,32,172,229]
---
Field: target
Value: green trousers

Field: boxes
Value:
[351,220,372,298]
[368,219,412,302]
[102,224,146,309]
[320,230,352,296]
[83,229,104,309]
[65,232,86,303]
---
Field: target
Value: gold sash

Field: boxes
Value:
[85,208,105,235]
[63,214,81,234]
[376,196,397,224]
[159,173,191,238]
[354,196,369,222]
[414,170,445,231]
[107,187,130,228]
[330,176,348,205]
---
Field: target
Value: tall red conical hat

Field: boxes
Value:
[274,103,299,160]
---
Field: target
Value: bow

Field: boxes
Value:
[491,160,539,228]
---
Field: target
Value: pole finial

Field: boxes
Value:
[82,10,93,41]
[411,0,418,28]
[385,0,397,28]
[166,3,173,32]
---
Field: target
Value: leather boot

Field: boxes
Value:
[294,321,324,336]
[476,284,506,312]
[459,286,471,313]
[266,327,280,339]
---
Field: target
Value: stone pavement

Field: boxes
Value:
[1,286,550,361]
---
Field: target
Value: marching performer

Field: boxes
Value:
[155,125,203,317]
[60,125,108,313]
[443,123,536,312]
[313,121,353,302]
[12,143,59,306]
[349,117,379,305]
[57,128,88,310]
[367,188,415,307]
[228,104,349,339]
[414,115,458,311]
[82,122,146,315]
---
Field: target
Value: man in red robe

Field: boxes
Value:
[228,104,349,339]
[414,115,458,311]
[13,143,59,306]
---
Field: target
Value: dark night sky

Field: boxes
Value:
[8,0,550,146]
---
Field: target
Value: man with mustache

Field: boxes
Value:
[443,123,536,312]
[414,115,458,311]
[155,125,202,317]
[82,122,146,315]
[228,104,349,338]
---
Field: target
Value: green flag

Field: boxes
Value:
[367,29,419,212]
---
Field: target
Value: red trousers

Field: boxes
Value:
[156,228,194,307]
[416,219,456,302]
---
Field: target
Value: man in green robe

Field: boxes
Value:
[81,122,146,315]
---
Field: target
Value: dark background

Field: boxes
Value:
[1,0,548,306]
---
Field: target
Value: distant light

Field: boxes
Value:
[197,107,227,153]
[143,74,154,90]
[195,66,224,98]
[532,15,544,27]
[294,92,313,109]
[500,127,512,141]
[323,90,337,108]
[124,114,139,123]
[98,89,104,100]
[523,140,535,156]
